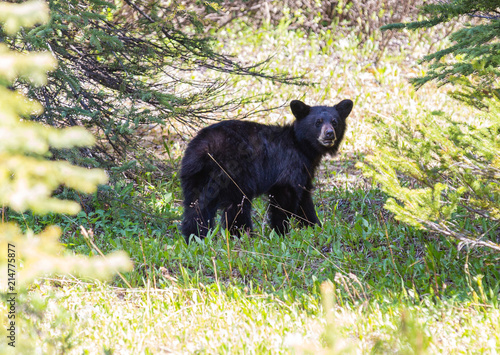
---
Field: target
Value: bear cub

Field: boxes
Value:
[180,99,353,243]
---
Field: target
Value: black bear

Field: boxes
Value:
[180,99,353,243]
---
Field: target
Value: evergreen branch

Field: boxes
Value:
[121,0,307,85]
[423,220,500,252]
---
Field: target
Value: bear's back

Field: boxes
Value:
[182,119,309,195]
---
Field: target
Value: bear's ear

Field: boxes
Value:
[290,100,311,120]
[335,99,353,120]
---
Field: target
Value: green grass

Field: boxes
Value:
[5,20,500,354]
[10,181,500,353]
[31,278,500,354]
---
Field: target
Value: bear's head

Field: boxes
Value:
[291,99,353,154]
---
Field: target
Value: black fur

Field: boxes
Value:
[180,99,353,243]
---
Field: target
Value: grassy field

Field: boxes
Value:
[6,20,500,354]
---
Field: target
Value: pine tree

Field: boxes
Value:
[382,0,500,110]
[2,0,303,169]
[359,0,500,252]
[359,109,500,252]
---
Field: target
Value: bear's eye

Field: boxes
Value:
[315,119,323,127]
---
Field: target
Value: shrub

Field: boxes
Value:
[359,0,500,253]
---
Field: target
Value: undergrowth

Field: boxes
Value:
[9,169,500,353]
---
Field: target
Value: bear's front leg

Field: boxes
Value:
[297,191,321,228]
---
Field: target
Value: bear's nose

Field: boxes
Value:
[325,129,334,139]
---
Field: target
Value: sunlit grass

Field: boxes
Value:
[33,278,499,353]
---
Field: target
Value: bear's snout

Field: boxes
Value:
[319,124,337,146]
[324,128,335,139]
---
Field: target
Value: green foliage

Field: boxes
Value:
[0,1,49,35]
[0,1,134,285]
[16,181,500,301]
[15,182,500,352]
[382,0,500,109]
[361,0,500,253]
[2,0,303,170]
[359,109,500,252]
[0,2,131,353]
[0,224,130,288]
